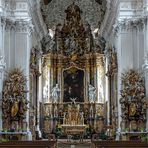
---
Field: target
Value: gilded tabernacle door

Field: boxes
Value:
[62,67,85,102]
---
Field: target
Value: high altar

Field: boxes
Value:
[61,102,86,136]
[42,3,106,136]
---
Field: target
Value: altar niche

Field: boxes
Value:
[63,67,84,102]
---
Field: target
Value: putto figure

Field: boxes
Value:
[51,84,60,103]
[88,84,96,103]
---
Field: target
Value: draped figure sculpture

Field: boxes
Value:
[88,84,96,103]
[51,84,60,103]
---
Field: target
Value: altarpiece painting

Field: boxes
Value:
[63,67,84,102]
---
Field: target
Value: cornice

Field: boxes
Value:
[113,16,147,36]
[1,17,34,35]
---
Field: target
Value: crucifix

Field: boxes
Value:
[70,97,77,105]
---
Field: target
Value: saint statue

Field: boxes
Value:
[43,84,48,100]
[51,84,60,103]
[129,103,136,116]
[80,112,84,125]
[11,101,19,117]
[88,84,96,103]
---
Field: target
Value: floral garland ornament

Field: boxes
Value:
[2,68,29,130]
[120,69,147,132]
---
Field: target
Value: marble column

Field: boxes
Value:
[113,24,122,139]
[85,54,90,102]
[37,55,42,138]
[57,55,62,103]
[96,54,104,103]
[43,53,53,103]
[47,55,52,103]
[50,55,54,101]
[96,55,100,103]
[104,47,111,126]
[42,54,51,103]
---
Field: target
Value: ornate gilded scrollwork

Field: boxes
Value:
[56,3,92,62]
[2,68,28,129]
[120,69,146,131]
[30,47,41,76]
[106,48,118,77]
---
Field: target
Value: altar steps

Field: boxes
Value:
[57,143,91,148]
[57,139,92,148]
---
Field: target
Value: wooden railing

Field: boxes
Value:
[0,141,56,148]
[92,140,148,148]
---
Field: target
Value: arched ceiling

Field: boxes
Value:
[40,0,107,31]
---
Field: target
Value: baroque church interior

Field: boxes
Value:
[0,0,148,147]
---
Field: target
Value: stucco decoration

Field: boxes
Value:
[40,0,107,30]
[41,3,106,55]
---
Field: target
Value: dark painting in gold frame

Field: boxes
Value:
[63,67,84,102]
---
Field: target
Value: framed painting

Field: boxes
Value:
[63,67,84,102]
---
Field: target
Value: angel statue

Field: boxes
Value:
[88,84,96,103]
[51,84,60,103]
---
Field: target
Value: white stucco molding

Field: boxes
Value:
[1,17,34,35]
[27,0,47,42]
[0,0,5,15]
[113,17,147,36]
[15,20,34,36]
[100,0,119,40]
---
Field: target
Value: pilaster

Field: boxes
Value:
[0,56,6,130]
[143,54,148,131]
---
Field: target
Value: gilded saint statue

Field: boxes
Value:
[129,103,137,116]
[11,101,19,117]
